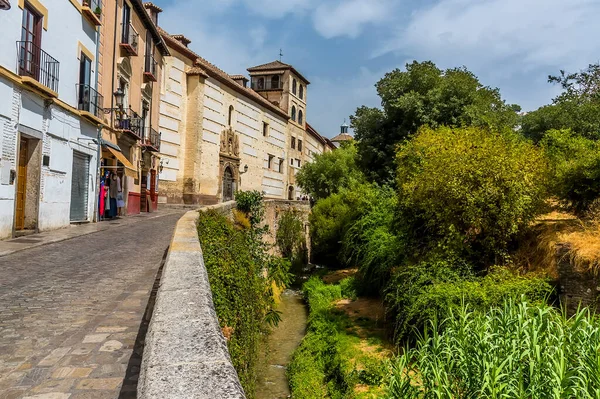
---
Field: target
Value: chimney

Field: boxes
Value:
[143,2,162,25]
[230,75,249,88]
[172,34,192,48]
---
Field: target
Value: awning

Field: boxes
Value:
[100,138,121,152]
[104,146,137,178]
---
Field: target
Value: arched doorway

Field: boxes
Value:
[222,166,235,202]
[288,185,294,200]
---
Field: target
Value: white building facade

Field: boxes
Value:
[0,0,103,239]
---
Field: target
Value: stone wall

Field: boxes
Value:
[263,199,311,259]
[556,243,600,316]
[138,201,246,399]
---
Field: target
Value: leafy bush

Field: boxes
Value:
[296,142,365,201]
[387,299,600,398]
[310,183,391,267]
[235,190,265,226]
[197,209,290,397]
[397,126,548,265]
[540,129,600,215]
[276,209,307,268]
[340,186,401,293]
[385,262,553,342]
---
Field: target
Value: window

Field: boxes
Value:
[291,105,296,121]
[271,75,280,89]
[290,158,294,165]
[257,77,264,90]
[78,52,92,111]
[19,4,42,78]
[291,137,296,149]
[298,110,303,125]
[298,139,303,152]
[262,122,268,137]
[228,105,234,126]
[292,79,297,95]
[297,159,301,167]
[299,85,304,99]
[278,159,284,173]
[268,154,274,169]
[121,2,131,43]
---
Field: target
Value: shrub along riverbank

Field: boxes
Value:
[197,193,292,398]
[294,61,600,397]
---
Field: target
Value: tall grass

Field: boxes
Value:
[387,299,600,398]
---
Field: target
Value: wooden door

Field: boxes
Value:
[15,138,28,230]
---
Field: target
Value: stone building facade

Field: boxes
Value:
[157,30,333,205]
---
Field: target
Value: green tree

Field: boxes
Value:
[540,129,600,215]
[351,61,520,183]
[276,209,307,267]
[522,63,600,142]
[396,126,548,265]
[296,142,365,201]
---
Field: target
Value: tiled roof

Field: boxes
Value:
[158,28,289,120]
[131,0,169,56]
[247,60,310,85]
[229,75,248,80]
[172,34,191,47]
[332,133,353,142]
[306,123,328,146]
[143,2,163,12]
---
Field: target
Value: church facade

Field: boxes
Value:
[157,29,333,204]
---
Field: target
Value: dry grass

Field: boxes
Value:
[322,268,358,284]
[517,204,600,277]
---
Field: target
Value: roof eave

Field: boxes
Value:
[131,0,170,56]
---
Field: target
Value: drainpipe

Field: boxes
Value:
[93,11,102,223]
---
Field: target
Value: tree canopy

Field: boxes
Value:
[350,61,520,184]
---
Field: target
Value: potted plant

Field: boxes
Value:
[94,5,101,16]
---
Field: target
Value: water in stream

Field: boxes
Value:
[256,289,308,399]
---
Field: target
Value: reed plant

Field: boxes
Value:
[387,299,600,398]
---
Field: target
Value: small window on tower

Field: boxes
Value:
[278,159,284,173]
[271,75,280,89]
[263,122,269,137]
[292,79,297,95]
[291,106,296,121]
[297,159,301,167]
[299,85,304,99]
[228,105,234,126]
[298,140,303,152]
[268,154,274,169]
[291,137,296,149]
[298,110,303,125]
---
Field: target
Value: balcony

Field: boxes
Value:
[82,0,102,26]
[142,127,161,152]
[251,79,284,91]
[16,41,59,97]
[119,23,138,56]
[144,54,158,82]
[77,84,104,124]
[115,108,142,140]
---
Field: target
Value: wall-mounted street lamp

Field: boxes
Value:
[240,164,249,175]
[0,0,11,10]
[103,88,126,121]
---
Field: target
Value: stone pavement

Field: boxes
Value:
[0,210,185,399]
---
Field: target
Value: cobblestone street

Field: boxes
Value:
[0,211,184,399]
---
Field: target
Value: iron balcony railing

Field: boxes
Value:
[115,108,142,139]
[16,41,60,93]
[144,54,157,80]
[120,22,138,55]
[77,83,103,119]
[144,127,161,151]
[251,79,284,91]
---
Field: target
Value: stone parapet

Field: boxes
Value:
[138,200,245,399]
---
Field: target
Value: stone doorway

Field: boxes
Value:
[222,166,235,202]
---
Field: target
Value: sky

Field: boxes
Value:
[154,0,600,138]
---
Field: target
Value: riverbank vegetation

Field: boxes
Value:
[291,60,600,397]
[197,192,292,397]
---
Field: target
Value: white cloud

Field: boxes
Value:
[378,0,600,74]
[313,0,393,39]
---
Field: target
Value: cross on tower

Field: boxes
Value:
[279,49,283,61]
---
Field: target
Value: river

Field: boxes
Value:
[255,288,308,398]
